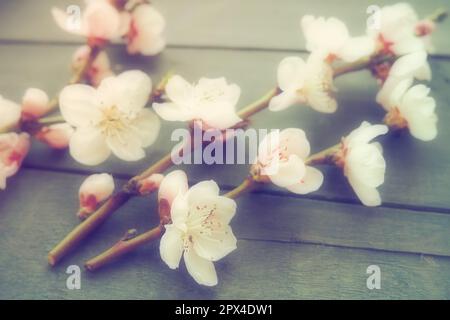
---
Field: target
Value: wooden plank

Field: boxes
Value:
[1,169,450,260]
[1,169,450,299]
[0,0,449,55]
[1,43,449,210]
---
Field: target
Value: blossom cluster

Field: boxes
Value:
[0,1,444,287]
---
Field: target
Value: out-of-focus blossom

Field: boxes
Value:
[125,4,166,56]
[35,123,75,149]
[72,45,114,87]
[302,15,375,62]
[52,0,128,43]
[0,133,30,190]
[377,78,437,141]
[415,19,436,52]
[337,122,388,206]
[78,173,115,217]
[0,95,21,132]
[369,3,424,56]
[159,171,237,286]
[137,173,164,195]
[269,53,337,113]
[21,88,51,121]
[153,75,242,130]
[253,128,323,194]
[59,70,160,165]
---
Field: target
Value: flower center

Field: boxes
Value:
[97,106,129,137]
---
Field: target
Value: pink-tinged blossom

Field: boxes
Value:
[72,46,114,87]
[254,128,323,195]
[78,173,115,217]
[159,170,237,286]
[21,88,51,121]
[0,133,30,190]
[35,123,75,150]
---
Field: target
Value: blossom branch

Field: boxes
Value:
[85,225,163,271]
[81,141,345,271]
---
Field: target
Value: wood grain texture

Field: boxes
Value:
[1,170,450,299]
[1,169,450,260]
[1,44,449,211]
[0,0,449,56]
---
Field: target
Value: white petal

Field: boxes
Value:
[196,101,242,130]
[165,75,194,106]
[390,51,427,78]
[184,249,218,286]
[279,128,311,160]
[105,130,145,162]
[69,127,110,166]
[160,225,184,269]
[59,84,101,127]
[268,154,306,188]
[392,36,425,55]
[268,91,302,112]
[277,56,306,92]
[400,85,437,141]
[187,180,220,204]
[130,108,160,147]
[153,102,193,122]
[0,97,21,132]
[346,122,388,147]
[348,174,382,207]
[193,225,237,261]
[338,36,376,62]
[286,166,324,194]
[346,144,386,188]
[170,193,190,226]
[114,70,152,115]
[158,170,189,205]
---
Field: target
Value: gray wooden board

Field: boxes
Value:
[0,0,449,56]
[0,169,450,299]
[1,44,449,211]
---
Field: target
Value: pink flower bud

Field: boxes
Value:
[35,123,74,149]
[0,133,31,189]
[21,88,50,121]
[137,173,164,195]
[78,173,115,218]
[72,45,114,87]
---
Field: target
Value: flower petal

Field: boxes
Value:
[165,75,194,106]
[267,154,306,188]
[268,91,302,112]
[160,225,184,269]
[59,84,101,127]
[286,166,324,194]
[184,248,218,286]
[338,36,376,62]
[105,129,145,162]
[153,102,193,122]
[277,56,306,92]
[69,127,110,166]
[0,97,21,132]
[131,108,160,147]
[193,225,237,261]
[348,174,382,207]
[114,70,152,115]
[187,180,221,204]
[159,170,189,205]
[279,128,311,160]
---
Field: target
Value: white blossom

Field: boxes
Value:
[59,70,160,165]
[159,170,237,286]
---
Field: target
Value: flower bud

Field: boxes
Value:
[21,88,50,121]
[78,173,115,219]
[35,123,74,149]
